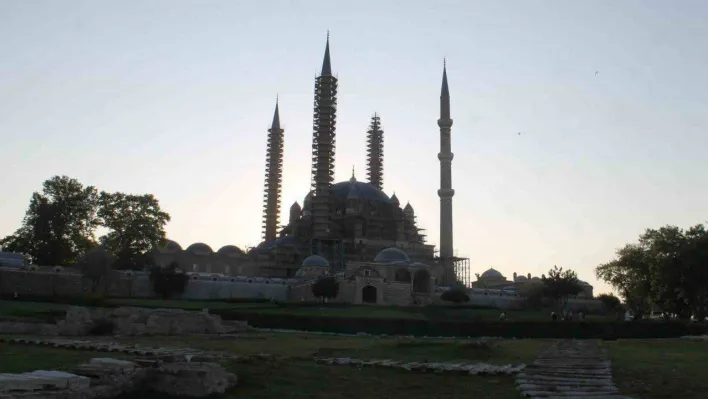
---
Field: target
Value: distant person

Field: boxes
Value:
[12,292,18,299]
[499,312,507,321]
[551,312,557,321]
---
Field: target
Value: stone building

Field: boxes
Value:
[290,247,437,306]
[152,34,471,293]
[471,268,594,298]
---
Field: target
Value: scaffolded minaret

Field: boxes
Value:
[437,60,455,283]
[262,98,284,241]
[366,113,384,191]
[310,34,338,239]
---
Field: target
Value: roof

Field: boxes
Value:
[374,247,410,263]
[217,245,245,256]
[481,268,504,279]
[301,254,330,268]
[186,243,213,255]
[331,178,392,203]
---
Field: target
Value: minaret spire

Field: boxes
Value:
[271,95,280,129]
[311,33,338,241]
[262,97,285,241]
[437,59,455,284]
[366,113,384,191]
[321,31,332,77]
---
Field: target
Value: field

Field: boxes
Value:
[605,338,708,399]
[0,298,610,322]
[0,331,537,399]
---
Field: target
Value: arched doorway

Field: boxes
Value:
[413,270,431,293]
[362,285,377,304]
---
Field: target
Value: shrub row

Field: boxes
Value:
[212,310,708,339]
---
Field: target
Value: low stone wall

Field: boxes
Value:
[0,267,288,301]
[0,356,238,399]
[0,306,248,337]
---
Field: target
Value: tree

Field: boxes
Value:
[597,293,623,318]
[77,246,114,293]
[596,244,652,319]
[149,261,189,299]
[542,266,582,315]
[0,176,99,266]
[596,224,708,320]
[518,280,546,310]
[311,276,339,303]
[440,288,470,304]
[98,192,170,270]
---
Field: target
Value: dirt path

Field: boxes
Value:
[515,339,633,398]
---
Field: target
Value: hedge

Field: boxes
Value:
[211,310,708,339]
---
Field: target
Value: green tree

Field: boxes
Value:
[596,244,652,319]
[77,246,114,293]
[149,261,189,299]
[597,293,623,318]
[596,224,708,320]
[542,266,582,315]
[98,192,170,270]
[0,176,99,266]
[519,280,546,310]
[440,288,470,304]
[311,276,339,303]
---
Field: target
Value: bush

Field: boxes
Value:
[440,289,470,304]
[211,310,708,339]
[88,318,115,335]
[149,261,189,299]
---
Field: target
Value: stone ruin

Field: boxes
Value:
[0,357,238,399]
[0,306,248,337]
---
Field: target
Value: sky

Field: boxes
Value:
[1,0,707,295]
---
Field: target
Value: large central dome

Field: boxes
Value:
[331,176,392,203]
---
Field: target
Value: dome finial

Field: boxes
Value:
[350,165,356,182]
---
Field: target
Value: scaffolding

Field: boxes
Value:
[261,103,284,241]
[366,113,383,191]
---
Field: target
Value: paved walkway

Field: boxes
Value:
[515,340,632,399]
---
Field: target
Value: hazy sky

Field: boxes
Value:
[2,0,707,294]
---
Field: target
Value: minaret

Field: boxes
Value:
[262,98,284,241]
[310,33,338,239]
[437,60,455,282]
[366,113,384,191]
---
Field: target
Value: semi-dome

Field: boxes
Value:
[161,240,182,253]
[331,177,392,203]
[301,254,330,268]
[186,243,213,255]
[374,247,410,263]
[217,245,244,256]
[481,268,504,279]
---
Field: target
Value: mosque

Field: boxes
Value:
[152,35,473,305]
[152,35,593,305]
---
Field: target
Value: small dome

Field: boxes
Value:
[301,255,330,268]
[275,236,302,248]
[409,262,428,269]
[217,245,244,256]
[290,202,301,211]
[186,243,213,255]
[390,260,409,266]
[374,247,410,263]
[391,193,400,205]
[481,268,504,279]
[403,202,414,212]
[514,275,528,282]
[161,240,182,253]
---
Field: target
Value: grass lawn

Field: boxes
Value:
[0,298,612,323]
[604,339,708,399]
[112,331,545,364]
[0,343,523,399]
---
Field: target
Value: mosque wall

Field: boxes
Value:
[0,268,288,301]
